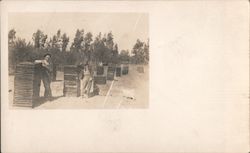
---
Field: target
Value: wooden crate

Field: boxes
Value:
[64,74,79,81]
[94,75,106,84]
[97,66,104,75]
[108,66,116,73]
[122,65,129,75]
[13,62,38,108]
[116,66,122,77]
[103,66,108,76]
[107,72,115,80]
[63,86,80,97]
[64,65,79,75]
[63,65,80,97]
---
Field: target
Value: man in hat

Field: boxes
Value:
[35,53,53,100]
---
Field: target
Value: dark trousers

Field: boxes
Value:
[33,77,41,98]
[42,73,52,98]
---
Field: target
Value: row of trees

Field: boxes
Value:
[9,29,149,72]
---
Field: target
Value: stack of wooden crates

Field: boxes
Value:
[116,65,122,77]
[122,64,129,75]
[63,65,80,97]
[13,62,40,108]
[94,66,107,84]
[107,65,116,80]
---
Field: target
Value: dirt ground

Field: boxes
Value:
[9,65,149,109]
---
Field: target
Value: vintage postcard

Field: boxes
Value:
[1,0,249,153]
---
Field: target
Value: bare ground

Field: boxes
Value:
[8,65,149,109]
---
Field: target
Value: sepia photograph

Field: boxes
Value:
[8,12,149,109]
[1,1,249,153]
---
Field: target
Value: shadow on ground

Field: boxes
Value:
[33,95,63,108]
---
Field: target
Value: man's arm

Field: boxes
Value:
[42,61,53,73]
[34,60,43,64]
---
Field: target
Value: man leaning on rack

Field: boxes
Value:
[35,53,53,101]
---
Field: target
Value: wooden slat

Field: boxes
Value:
[13,62,37,108]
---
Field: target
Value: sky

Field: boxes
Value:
[9,13,149,52]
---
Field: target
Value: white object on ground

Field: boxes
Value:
[122,89,135,100]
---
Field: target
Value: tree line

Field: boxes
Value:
[8,29,149,72]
